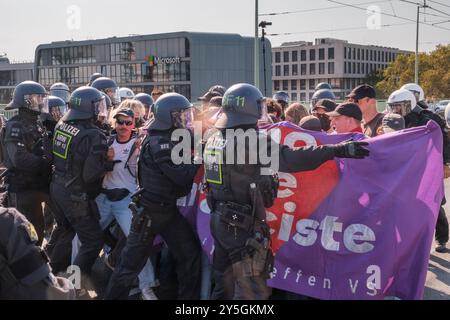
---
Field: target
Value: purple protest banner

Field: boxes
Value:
[178,120,443,299]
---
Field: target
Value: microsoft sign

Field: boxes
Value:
[146,55,181,66]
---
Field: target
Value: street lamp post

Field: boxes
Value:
[254,0,260,89]
[259,21,272,96]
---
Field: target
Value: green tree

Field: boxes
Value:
[376,44,450,99]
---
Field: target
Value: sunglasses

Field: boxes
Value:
[116,119,133,126]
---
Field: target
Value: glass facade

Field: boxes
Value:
[36,37,192,98]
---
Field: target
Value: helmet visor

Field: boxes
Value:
[25,94,49,114]
[387,101,410,117]
[111,87,120,105]
[94,97,108,119]
[51,105,67,121]
[171,108,194,129]
[51,89,71,103]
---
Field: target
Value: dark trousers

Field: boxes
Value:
[8,191,48,245]
[210,214,271,300]
[48,182,104,285]
[105,203,201,300]
[436,206,449,244]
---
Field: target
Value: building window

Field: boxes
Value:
[328,62,335,74]
[274,80,280,91]
[282,80,289,91]
[344,62,347,74]
[328,47,335,60]
[344,47,347,59]
[300,79,306,90]
[292,64,298,76]
[309,63,316,75]
[361,63,365,74]
[300,50,307,61]
[361,49,364,60]
[353,48,356,60]
[357,48,360,60]
[291,92,297,102]
[301,64,306,75]
[357,63,361,74]
[319,63,325,74]
[275,65,281,76]
[300,92,306,101]
[353,62,356,74]
[283,51,289,63]
[309,49,316,61]
[283,65,289,76]
[292,51,298,62]
[275,52,281,63]
[319,48,325,60]
[291,80,297,91]
[309,79,315,90]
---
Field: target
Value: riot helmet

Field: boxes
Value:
[88,72,103,86]
[444,101,450,129]
[91,77,120,105]
[63,86,107,122]
[315,82,332,91]
[272,91,290,109]
[147,93,193,131]
[387,88,416,117]
[49,82,70,104]
[310,89,336,111]
[5,80,49,114]
[47,96,67,122]
[401,83,425,103]
[215,83,267,129]
[134,93,154,120]
[119,87,135,101]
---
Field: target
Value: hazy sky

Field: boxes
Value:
[1,0,449,62]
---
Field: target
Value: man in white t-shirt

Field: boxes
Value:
[95,108,158,300]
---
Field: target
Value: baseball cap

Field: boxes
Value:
[313,99,337,112]
[326,102,363,121]
[382,113,405,133]
[198,85,226,102]
[346,84,376,100]
[113,107,134,119]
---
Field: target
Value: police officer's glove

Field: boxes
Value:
[333,141,370,159]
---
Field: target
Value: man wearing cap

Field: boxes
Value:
[197,85,226,110]
[96,108,159,300]
[377,113,405,135]
[347,84,384,137]
[326,102,364,134]
[311,99,337,132]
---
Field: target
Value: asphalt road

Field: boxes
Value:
[424,178,450,300]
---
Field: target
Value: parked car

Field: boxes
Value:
[433,100,450,115]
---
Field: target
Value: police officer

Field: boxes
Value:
[388,88,450,253]
[87,72,104,86]
[272,91,290,112]
[134,93,154,120]
[105,93,202,300]
[1,81,52,245]
[48,86,116,297]
[49,82,71,106]
[41,95,68,138]
[91,77,120,108]
[204,83,369,300]
[0,206,75,299]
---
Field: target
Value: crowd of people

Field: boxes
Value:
[0,72,448,300]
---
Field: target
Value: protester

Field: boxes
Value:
[346,84,384,137]
[285,103,309,125]
[326,102,363,134]
[299,115,322,132]
[311,98,337,132]
[376,113,405,135]
[266,98,284,122]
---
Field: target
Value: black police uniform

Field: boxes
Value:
[204,83,369,300]
[48,119,113,282]
[0,206,74,299]
[105,130,202,300]
[405,107,450,245]
[2,108,52,245]
[205,128,345,299]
